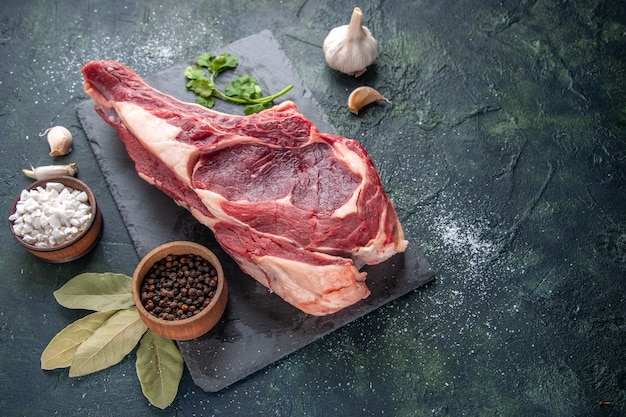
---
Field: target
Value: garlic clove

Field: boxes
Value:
[348,86,390,115]
[22,163,79,180]
[323,7,379,77]
[40,126,73,156]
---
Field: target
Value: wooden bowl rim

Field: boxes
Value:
[8,176,98,252]
[132,241,226,331]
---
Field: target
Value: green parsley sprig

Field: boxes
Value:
[184,52,294,115]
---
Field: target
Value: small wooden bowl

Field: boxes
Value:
[8,176,103,263]
[132,241,228,341]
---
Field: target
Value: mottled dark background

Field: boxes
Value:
[1,1,624,416]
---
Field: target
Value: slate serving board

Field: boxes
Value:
[77,30,435,392]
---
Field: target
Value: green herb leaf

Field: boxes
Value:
[196,95,215,108]
[225,74,263,101]
[136,330,184,409]
[187,78,215,99]
[195,51,215,68]
[183,65,208,81]
[207,53,238,74]
[69,308,148,377]
[53,273,134,311]
[244,102,272,115]
[41,309,118,370]
[184,50,293,114]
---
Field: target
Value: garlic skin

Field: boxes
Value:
[41,126,73,156]
[22,163,78,180]
[348,86,390,115]
[323,7,379,77]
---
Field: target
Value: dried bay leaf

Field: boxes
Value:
[54,272,134,311]
[41,309,118,370]
[136,330,184,409]
[69,308,148,377]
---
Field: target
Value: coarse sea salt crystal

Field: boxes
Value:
[76,191,88,203]
[9,182,93,248]
[52,228,66,244]
[48,212,61,229]
[47,182,65,193]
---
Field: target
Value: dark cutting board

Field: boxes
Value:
[77,30,435,392]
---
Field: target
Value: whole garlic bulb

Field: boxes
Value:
[41,126,73,156]
[323,7,378,77]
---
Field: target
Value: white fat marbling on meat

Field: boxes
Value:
[330,140,367,219]
[116,102,193,182]
[193,188,237,227]
[353,214,408,267]
[241,253,370,316]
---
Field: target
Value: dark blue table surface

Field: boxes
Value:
[1,1,624,416]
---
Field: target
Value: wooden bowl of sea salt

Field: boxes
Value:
[8,176,103,263]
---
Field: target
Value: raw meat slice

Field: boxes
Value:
[82,60,408,315]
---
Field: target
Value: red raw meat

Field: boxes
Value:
[82,60,407,315]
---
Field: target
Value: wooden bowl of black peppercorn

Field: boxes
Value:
[132,241,228,341]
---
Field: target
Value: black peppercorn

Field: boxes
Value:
[140,253,218,321]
